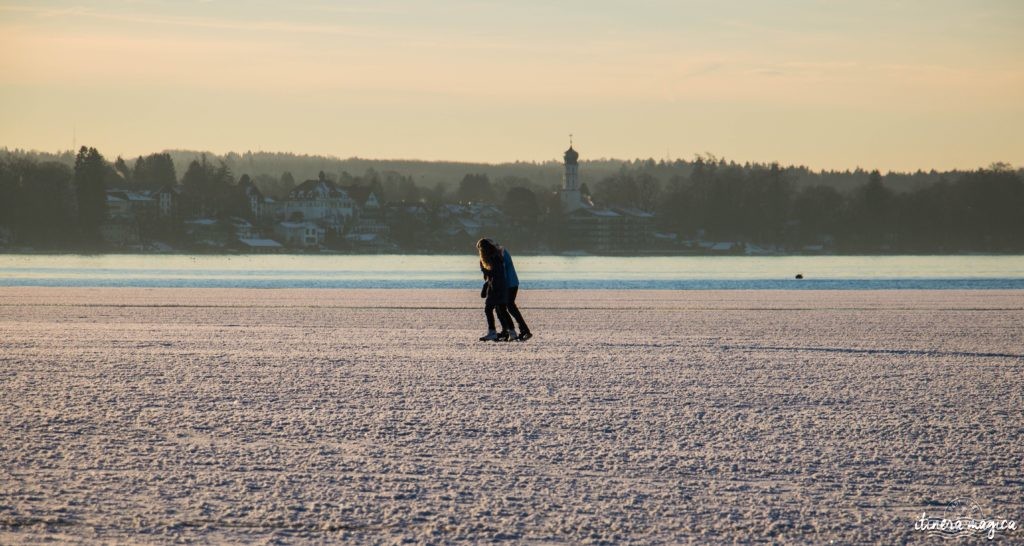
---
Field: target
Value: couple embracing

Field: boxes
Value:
[476,238,532,342]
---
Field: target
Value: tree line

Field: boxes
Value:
[604,159,1024,252]
[0,147,1021,253]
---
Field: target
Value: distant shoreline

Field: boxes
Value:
[3,250,1024,258]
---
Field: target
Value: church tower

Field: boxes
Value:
[560,137,583,212]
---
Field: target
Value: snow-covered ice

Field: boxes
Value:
[1,288,1022,543]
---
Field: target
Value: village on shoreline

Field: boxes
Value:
[2,145,1021,256]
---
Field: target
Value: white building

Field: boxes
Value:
[277,175,353,233]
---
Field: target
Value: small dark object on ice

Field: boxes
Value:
[795,273,804,279]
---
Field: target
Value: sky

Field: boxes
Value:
[1,0,1022,172]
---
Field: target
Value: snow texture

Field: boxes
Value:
[1,288,1022,544]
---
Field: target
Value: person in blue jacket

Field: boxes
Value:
[476,238,515,341]
[497,241,532,341]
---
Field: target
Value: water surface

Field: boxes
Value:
[1,254,1022,289]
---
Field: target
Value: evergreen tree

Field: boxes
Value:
[181,156,234,217]
[228,174,255,219]
[74,146,107,238]
[0,158,19,231]
[132,153,177,190]
[280,171,295,187]
[850,170,893,249]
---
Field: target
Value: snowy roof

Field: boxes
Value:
[288,179,349,200]
[238,238,283,248]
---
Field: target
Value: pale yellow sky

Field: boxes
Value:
[1,0,1022,171]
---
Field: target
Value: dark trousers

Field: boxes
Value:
[506,286,529,333]
[485,303,514,332]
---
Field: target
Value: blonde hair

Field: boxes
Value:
[476,238,499,271]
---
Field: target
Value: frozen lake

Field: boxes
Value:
[1,254,1023,289]
[1,287,1022,543]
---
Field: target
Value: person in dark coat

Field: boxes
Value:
[497,242,531,341]
[476,238,515,341]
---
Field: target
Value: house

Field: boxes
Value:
[156,185,183,220]
[436,203,505,239]
[274,221,325,248]
[103,190,159,245]
[612,207,656,249]
[566,207,622,253]
[343,186,389,238]
[342,186,394,251]
[127,191,157,219]
[106,193,132,220]
[276,174,353,235]
[228,217,259,239]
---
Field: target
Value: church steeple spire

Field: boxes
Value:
[564,134,579,165]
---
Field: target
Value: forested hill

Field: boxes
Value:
[4,148,1016,196]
